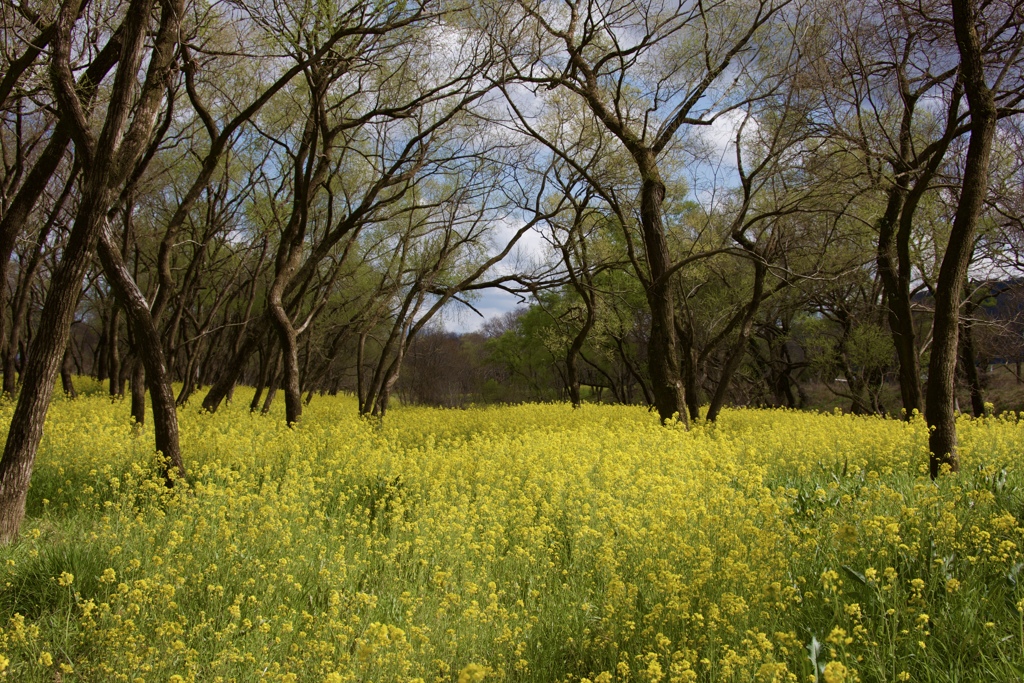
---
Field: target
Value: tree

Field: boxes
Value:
[926,0,1005,477]
[494,0,817,423]
[0,0,184,543]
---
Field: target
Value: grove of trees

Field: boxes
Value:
[0,0,1022,541]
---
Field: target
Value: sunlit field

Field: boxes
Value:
[1,385,1023,682]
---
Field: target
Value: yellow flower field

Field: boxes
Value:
[1,386,1023,682]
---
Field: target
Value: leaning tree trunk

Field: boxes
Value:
[97,224,184,482]
[269,308,303,425]
[0,0,176,538]
[261,357,283,416]
[2,177,68,396]
[638,164,687,426]
[201,313,270,412]
[0,186,111,543]
[705,261,766,422]
[3,280,33,397]
[926,0,996,478]
[3,0,192,518]
[249,346,272,413]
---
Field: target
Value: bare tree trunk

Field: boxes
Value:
[926,0,996,478]
[108,306,122,397]
[678,325,702,421]
[958,296,986,417]
[640,166,687,425]
[876,187,925,417]
[261,354,283,416]
[249,346,271,413]
[2,174,70,396]
[130,360,145,426]
[60,347,76,399]
[201,314,269,412]
[0,186,109,542]
[613,334,654,407]
[705,261,766,422]
[3,291,30,396]
[270,309,303,425]
[566,310,595,408]
[175,339,204,406]
[95,324,109,382]
[97,223,184,482]
[872,75,964,420]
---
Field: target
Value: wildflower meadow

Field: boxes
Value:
[1,385,1023,682]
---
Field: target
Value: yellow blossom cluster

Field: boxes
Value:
[0,390,1021,681]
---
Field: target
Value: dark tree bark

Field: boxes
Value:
[553,198,599,409]
[95,323,109,382]
[612,333,654,407]
[2,171,71,395]
[60,347,76,399]
[0,0,184,543]
[97,223,184,481]
[926,0,997,478]
[677,325,702,421]
[107,305,122,397]
[875,183,923,416]
[0,181,112,542]
[958,299,986,417]
[261,352,283,415]
[202,312,269,412]
[0,29,123,368]
[566,310,595,409]
[249,344,271,413]
[706,260,766,422]
[130,360,145,427]
[637,164,687,424]
[835,11,967,419]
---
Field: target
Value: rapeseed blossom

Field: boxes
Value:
[0,389,1020,680]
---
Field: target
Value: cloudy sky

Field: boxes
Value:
[439,110,748,335]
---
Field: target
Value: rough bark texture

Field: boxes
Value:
[678,326,702,421]
[249,347,271,413]
[926,0,996,478]
[565,313,594,408]
[3,203,61,396]
[97,223,184,481]
[0,187,109,543]
[261,358,281,416]
[108,306,122,397]
[638,166,687,425]
[0,0,182,542]
[269,302,303,425]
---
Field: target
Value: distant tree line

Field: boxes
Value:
[392,279,1023,414]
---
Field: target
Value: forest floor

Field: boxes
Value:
[0,384,1023,682]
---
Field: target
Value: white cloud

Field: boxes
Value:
[490,216,553,275]
[699,109,757,166]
